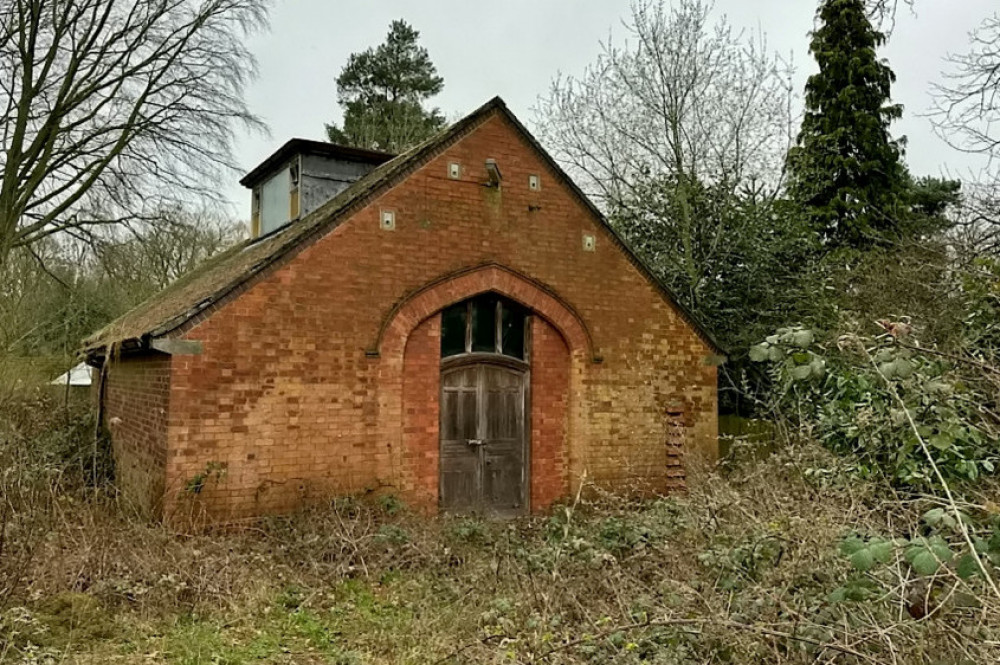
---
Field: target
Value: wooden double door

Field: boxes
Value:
[440,362,528,517]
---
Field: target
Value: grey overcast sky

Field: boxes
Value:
[224,0,996,216]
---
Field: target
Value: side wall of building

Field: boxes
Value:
[159,111,717,519]
[103,354,171,517]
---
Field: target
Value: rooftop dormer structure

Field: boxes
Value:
[240,139,394,238]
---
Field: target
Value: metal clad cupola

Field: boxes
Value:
[240,139,394,238]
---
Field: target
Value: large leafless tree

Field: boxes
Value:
[534,0,798,330]
[534,0,794,209]
[0,0,269,268]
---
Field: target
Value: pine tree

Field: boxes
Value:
[325,20,446,153]
[786,0,906,248]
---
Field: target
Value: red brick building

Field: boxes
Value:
[85,98,722,521]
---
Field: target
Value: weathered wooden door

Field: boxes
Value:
[440,363,527,516]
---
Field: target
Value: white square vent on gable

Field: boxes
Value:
[583,234,596,252]
[380,209,396,231]
[529,174,541,191]
[448,162,461,179]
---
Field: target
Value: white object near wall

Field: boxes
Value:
[50,362,93,387]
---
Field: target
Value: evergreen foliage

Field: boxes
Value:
[610,176,823,414]
[326,20,446,153]
[611,177,818,363]
[787,0,907,248]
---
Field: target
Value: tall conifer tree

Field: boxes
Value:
[787,0,906,248]
[326,20,446,153]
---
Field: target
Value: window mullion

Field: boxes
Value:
[465,301,473,354]
[495,299,503,354]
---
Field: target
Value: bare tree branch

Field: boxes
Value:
[930,12,1000,161]
[534,0,794,210]
[866,0,915,34]
[0,0,270,267]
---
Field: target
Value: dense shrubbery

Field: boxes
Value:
[751,326,1000,488]
[0,395,109,618]
[740,270,1000,640]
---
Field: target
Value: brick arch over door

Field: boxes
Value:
[374,264,596,363]
[376,265,584,512]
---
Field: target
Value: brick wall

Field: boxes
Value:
[103,354,170,517]
[530,316,569,510]
[106,108,718,520]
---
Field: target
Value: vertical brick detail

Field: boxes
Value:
[103,354,170,517]
[400,315,440,511]
[665,405,687,491]
[530,317,569,511]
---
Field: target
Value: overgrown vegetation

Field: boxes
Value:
[2,400,999,663]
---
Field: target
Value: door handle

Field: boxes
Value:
[466,439,485,447]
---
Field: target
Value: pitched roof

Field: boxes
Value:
[83,97,723,357]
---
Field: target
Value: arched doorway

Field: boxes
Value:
[385,266,583,514]
[438,294,529,517]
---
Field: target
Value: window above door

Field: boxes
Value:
[441,295,527,361]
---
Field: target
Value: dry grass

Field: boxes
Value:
[2,402,1000,664]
